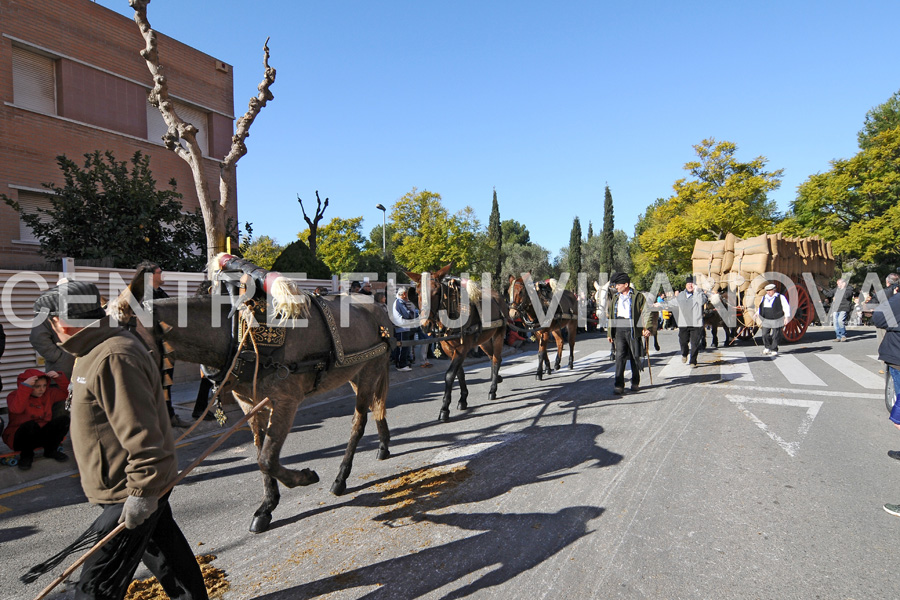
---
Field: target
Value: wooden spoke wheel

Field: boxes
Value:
[782,285,814,343]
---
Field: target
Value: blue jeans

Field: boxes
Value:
[889,366,900,424]
[833,311,847,339]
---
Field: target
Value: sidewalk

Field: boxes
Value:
[0,343,525,494]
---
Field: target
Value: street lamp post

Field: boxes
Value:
[375,203,386,255]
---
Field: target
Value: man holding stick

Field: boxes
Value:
[24,281,207,600]
[606,272,652,394]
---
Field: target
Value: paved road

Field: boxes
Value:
[1,327,898,599]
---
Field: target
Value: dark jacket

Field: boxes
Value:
[61,315,176,504]
[607,288,651,362]
[821,284,854,314]
[30,319,76,376]
[873,293,900,367]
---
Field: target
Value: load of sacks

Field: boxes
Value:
[690,232,835,326]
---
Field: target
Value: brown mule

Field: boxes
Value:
[406,265,508,423]
[508,276,578,380]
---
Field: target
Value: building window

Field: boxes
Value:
[147,101,209,156]
[14,190,54,244]
[12,46,57,115]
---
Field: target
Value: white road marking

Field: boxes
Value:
[817,354,884,389]
[720,350,754,382]
[727,394,823,457]
[659,354,692,379]
[772,354,826,386]
[704,383,882,399]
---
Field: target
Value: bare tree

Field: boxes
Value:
[130,0,276,261]
[298,190,328,256]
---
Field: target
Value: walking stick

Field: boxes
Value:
[645,335,653,385]
[31,396,273,600]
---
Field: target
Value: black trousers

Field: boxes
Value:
[76,494,207,600]
[761,326,782,352]
[678,326,703,365]
[613,329,640,389]
[12,415,70,457]
[192,376,214,418]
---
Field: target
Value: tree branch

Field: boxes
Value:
[221,37,276,171]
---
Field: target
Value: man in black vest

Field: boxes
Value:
[755,283,791,356]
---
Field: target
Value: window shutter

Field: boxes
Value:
[12,46,56,115]
[146,101,209,156]
[16,191,54,243]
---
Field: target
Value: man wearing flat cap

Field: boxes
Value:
[27,281,207,599]
[606,272,652,394]
[667,275,707,367]
[754,283,791,356]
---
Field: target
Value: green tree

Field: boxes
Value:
[567,217,583,287]
[299,216,365,275]
[501,219,531,247]
[633,139,783,283]
[3,150,205,270]
[390,188,484,274]
[502,243,554,282]
[240,235,284,270]
[587,221,594,240]
[488,189,502,290]
[859,89,900,150]
[789,126,900,263]
[271,240,331,279]
[600,184,615,275]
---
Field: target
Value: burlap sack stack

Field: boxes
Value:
[691,232,835,326]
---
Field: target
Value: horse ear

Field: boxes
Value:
[436,264,452,280]
[405,271,422,284]
[593,281,600,291]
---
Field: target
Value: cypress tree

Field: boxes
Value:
[587,220,594,240]
[600,185,615,275]
[488,188,502,290]
[568,216,582,287]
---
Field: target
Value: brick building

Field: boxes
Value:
[0,0,236,269]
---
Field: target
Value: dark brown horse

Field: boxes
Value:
[508,276,578,379]
[111,256,394,534]
[406,265,508,423]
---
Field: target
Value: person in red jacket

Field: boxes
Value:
[2,368,70,471]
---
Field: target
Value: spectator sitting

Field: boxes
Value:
[349,281,362,294]
[2,369,71,471]
[506,329,526,349]
[360,279,374,295]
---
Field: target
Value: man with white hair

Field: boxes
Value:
[755,283,791,356]
[392,287,415,372]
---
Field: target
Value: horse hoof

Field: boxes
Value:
[331,479,347,496]
[300,468,320,486]
[496,375,503,383]
[377,447,390,460]
[536,374,543,381]
[249,514,272,534]
[488,391,496,400]
[438,410,450,423]
[457,400,468,410]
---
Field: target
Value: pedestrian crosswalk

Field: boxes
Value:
[494,347,886,394]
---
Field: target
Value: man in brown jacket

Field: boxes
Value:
[32,281,207,600]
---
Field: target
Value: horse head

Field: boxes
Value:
[405,264,452,330]
[508,276,536,323]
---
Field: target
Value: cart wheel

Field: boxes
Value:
[783,285,814,343]
[887,371,897,414]
[736,326,759,340]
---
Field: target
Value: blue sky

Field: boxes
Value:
[95,0,900,260]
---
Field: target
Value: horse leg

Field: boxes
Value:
[231,397,282,534]
[247,392,319,533]
[487,333,502,400]
[536,332,547,380]
[567,322,576,369]
[331,403,367,496]
[457,367,470,410]
[439,350,465,422]
[373,369,391,460]
[553,330,564,371]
